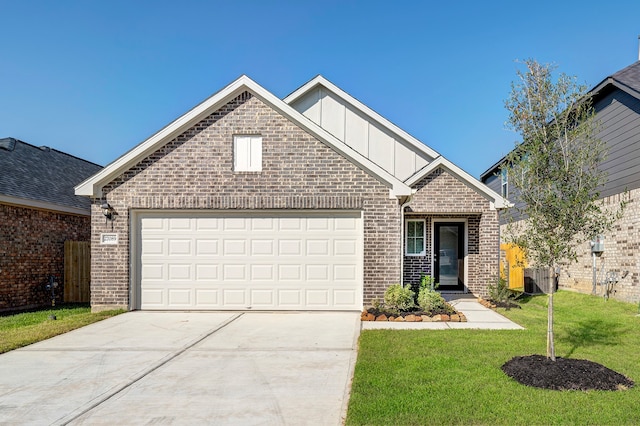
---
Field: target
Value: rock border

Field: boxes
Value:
[361,311,467,322]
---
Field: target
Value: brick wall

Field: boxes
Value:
[557,189,639,303]
[403,168,500,296]
[91,92,401,311]
[0,203,90,312]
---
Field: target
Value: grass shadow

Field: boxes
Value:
[559,319,624,358]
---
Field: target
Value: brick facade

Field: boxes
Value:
[404,168,500,296]
[91,92,401,311]
[0,203,90,312]
[556,189,640,303]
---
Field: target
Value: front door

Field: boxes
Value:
[434,222,465,291]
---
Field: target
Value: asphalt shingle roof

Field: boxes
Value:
[610,61,640,91]
[0,138,102,211]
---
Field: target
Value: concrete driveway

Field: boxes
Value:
[0,311,361,425]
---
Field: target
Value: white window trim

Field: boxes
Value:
[234,135,262,172]
[405,219,426,256]
[501,168,508,198]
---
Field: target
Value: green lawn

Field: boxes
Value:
[346,291,640,425]
[0,304,125,354]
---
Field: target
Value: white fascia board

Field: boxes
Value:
[405,156,512,209]
[0,195,90,216]
[284,75,440,160]
[75,75,411,198]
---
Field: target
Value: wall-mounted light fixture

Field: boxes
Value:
[101,203,116,227]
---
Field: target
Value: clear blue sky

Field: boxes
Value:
[2,0,640,178]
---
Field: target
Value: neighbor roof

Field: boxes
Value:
[0,138,102,214]
[481,61,640,181]
[592,61,640,98]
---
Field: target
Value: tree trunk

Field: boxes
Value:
[547,292,556,361]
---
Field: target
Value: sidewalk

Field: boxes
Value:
[361,294,524,330]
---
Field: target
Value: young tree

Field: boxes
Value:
[503,59,625,361]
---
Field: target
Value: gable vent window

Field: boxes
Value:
[234,135,262,172]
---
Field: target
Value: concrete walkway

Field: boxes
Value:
[0,312,360,426]
[361,295,524,330]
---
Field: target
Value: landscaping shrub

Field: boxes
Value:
[488,276,520,309]
[383,284,415,313]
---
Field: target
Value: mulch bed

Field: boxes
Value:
[502,355,634,391]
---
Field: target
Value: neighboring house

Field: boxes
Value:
[0,138,102,312]
[75,75,507,312]
[481,61,640,303]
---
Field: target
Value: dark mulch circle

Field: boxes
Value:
[502,355,634,391]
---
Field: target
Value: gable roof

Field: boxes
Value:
[285,75,506,207]
[0,138,102,215]
[75,75,411,198]
[407,156,510,209]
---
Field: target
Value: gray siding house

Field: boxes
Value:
[481,61,640,302]
[76,75,506,312]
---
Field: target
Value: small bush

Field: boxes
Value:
[488,276,520,309]
[384,284,415,312]
[417,287,448,313]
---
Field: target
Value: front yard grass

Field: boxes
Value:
[0,304,125,354]
[346,291,640,425]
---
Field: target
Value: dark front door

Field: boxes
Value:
[434,222,465,291]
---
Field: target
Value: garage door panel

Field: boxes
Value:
[223,240,246,256]
[169,218,191,230]
[168,264,191,280]
[251,240,274,255]
[139,212,362,310]
[306,290,330,307]
[307,240,329,256]
[168,289,191,305]
[223,264,246,280]
[278,264,302,281]
[196,264,218,280]
[195,289,218,305]
[196,240,218,255]
[334,290,357,306]
[141,264,164,280]
[196,217,220,230]
[250,289,274,306]
[223,289,246,305]
[251,217,275,231]
[251,264,274,280]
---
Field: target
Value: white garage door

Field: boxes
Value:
[136,211,363,310]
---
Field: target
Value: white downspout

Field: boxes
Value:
[399,196,413,287]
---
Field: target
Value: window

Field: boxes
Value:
[501,168,508,198]
[234,135,262,171]
[406,219,425,256]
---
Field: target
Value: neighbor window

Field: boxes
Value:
[501,167,508,198]
[406,219,425,256]
[234,135,262,171]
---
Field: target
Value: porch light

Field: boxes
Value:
[101,203,116,223]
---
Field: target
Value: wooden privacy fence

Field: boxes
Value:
[524,267,557,294]
[64,241,90,303]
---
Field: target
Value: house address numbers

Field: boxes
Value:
[100,233,119,245]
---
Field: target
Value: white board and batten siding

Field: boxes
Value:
[135,211,363,311]
[290,87,432,181]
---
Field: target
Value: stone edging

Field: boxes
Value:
[361,311,467,322]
